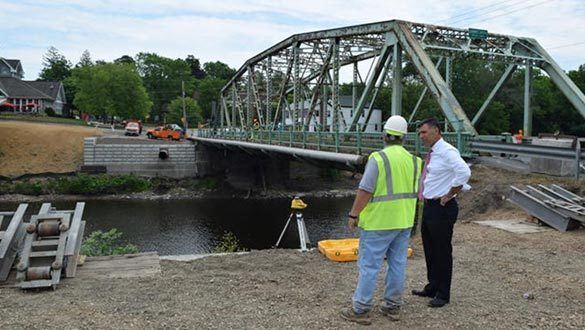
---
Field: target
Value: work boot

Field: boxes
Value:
[378,304,400,321]
[340,307,371,325]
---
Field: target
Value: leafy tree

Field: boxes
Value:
[135,52,194,121]
[167,96,203,126]
[39,46,72,81]
[203,61,236,80]
[186,55,206,79]
[76,50,93,68]
[196,77,226,119]
[72,63,152,120]
[114,55,135,66]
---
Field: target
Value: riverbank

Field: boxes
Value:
[0,168,360,203]
[2,220,584,329]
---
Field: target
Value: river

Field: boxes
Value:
[0,197,356,255]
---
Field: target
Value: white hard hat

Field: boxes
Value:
[383,115,408,136]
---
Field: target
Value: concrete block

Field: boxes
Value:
[529,138,576,177]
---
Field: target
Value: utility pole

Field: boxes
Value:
[182,80,188,132]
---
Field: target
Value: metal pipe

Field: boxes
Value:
[194,137,367,167]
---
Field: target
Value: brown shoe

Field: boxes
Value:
[340,307,371,325]
[378,305,400,321]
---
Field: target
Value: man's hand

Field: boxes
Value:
[347,217,359,231]
[440,194,456,206]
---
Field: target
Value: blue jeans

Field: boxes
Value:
[352,228,411,313]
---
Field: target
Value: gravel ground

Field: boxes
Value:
[1,222,584,329]
[1,165,584,329]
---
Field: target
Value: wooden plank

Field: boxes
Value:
[0,204,28,258]
[30,251,58,258]
[65,202,85,257]
[65,221,85,278]
[32,239,60,247]
[0,204,28,282]
[84,252,159,262]
[80,261,161,271]
[20,279,53,289]
[38,203,52,215]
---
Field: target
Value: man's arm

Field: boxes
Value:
[348,156,377,229]
[348,189,373,229]
[440,149,471,206]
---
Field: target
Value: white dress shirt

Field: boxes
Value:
[422,138,471,199]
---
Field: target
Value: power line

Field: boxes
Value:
[548,41,585,50]
[448,0,531,25]
[442,0,524,24]
[470,0,554,24]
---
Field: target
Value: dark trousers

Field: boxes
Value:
[421,198,458,301]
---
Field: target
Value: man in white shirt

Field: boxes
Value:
[411,118,471,308]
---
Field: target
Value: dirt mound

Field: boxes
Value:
[0,121,102,177]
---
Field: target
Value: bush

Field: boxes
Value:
[213,231,245,253]
[196,177,219,190]
[51,174,151,195]
[12,181,43,195]
[45,107,56,117]
[80,229,139,256]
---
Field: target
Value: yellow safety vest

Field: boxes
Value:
[359,145,422,231]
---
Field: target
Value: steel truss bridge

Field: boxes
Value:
[194,20,585,172]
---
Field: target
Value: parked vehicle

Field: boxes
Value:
[124,122,141,136]
[147,124,184,141]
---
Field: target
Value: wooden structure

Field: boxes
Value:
[0,204,28,281]
[16,202,86,289]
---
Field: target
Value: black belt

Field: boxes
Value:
[424,198,456,204]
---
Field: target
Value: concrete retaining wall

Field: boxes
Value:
[83,138,208,178]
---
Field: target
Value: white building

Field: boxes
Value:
[284,95,383,132]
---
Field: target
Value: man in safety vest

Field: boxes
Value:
[341,115,422,325]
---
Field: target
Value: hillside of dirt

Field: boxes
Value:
[0,121,102,177]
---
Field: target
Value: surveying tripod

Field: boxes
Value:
[274,196,310,252]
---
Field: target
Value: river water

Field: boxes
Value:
[0,197,355,255]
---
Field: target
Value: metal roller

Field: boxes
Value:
[26,266,52,281]
[37,220,61,237]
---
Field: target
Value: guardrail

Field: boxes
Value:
[195,127,475,158]
[471,140,583,178]
[194,129,583,178]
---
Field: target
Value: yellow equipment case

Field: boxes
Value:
[318,239,360,262]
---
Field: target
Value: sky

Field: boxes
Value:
[1,0,584,80]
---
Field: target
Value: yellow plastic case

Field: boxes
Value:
[318,239,360,262]
[318,239,414,262]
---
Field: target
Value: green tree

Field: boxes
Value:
[196,77,226,119]
[39,46,72,81]
[186,55,206,79]
[114,55,136,66]
[167,96,203,126]
[76,50,93,68]
[135,53,194,122]
[72,63,152,120]
[203,61,236,80]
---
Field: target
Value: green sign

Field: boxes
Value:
[468,28,488,40]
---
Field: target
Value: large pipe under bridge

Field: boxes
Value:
[194,137,367,172]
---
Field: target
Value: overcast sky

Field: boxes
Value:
[1,0,584,80]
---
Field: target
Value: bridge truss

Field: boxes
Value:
[218,20,585,136]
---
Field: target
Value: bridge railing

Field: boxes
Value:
[194,126,475,158]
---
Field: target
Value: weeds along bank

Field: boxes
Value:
[0,174,221,199]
